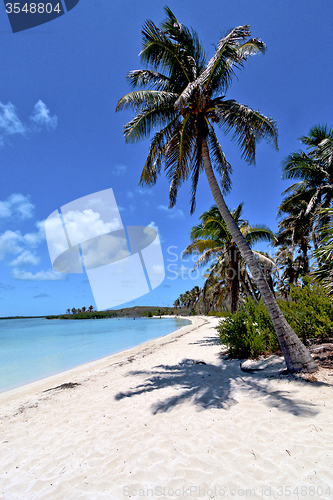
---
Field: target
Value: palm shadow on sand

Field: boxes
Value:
[114,356,326,417]
[115,358,238,414]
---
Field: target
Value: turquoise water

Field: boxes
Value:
[0,317,190,393]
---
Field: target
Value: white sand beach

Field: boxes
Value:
[0,316,332,500]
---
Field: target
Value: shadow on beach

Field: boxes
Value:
[114,355,327,417]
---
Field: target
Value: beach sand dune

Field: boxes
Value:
[0,317,332,499]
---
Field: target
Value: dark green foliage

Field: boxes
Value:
[217,281,333,358]
[279,279,333,343]
[217,299,279,359]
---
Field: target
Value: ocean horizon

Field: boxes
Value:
[0,316,190,394]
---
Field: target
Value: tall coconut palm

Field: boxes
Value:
[183,204,276,312]
[281,124,333,244]
[116,7,317,372]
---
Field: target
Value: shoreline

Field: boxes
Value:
[1,315,332,499]
[0,315,198,403]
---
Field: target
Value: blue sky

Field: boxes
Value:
[0,0,332,316]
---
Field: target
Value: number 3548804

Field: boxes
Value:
[5,3,61,14]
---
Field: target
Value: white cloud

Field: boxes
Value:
[147,221,165,243]
[23,220,45,247]
[12,268,67,281]
[157,205,185,219]
[81,233,129,269]
[30,100,57,130]
[62,209,120,246]
[0,193,34,219]
[0,220,45,263]
[127,191,134,198]
[0,102,25,145]
[113,164,127,176]
[10,250,40,267]
[0,230,24,260]
[136,188,153,196]
[0,100,57,146]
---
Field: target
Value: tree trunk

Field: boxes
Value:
[240,271,258,303]
[202,138,317,373]
[229,244,239,313]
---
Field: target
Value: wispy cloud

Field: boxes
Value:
[0,220,45,261]
[34,292,50,298]
[12,268,67,281]
[10,250,40,267]
[0,102,25,145]
[30,100,57,130]
[113,164,127,176]
[0,282,15,291]
[136,188,153,196]
[0,193,34,219]
[0,100,57,146]
[0,230,24,260]
[157,205,185,219]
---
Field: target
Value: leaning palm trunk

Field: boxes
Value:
[202,138,317,373]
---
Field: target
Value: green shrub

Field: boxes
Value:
[217,280,333,359]
[279,278,333,343]
[217,299,280,359]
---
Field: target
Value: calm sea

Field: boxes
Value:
[0,317,190,393]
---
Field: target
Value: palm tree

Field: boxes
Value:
[116,7,317,372]
[173,298,180,309]
[313,208,333,295]
[183,204,276,312]
[281,124,333,246]
[88,305,94,312]
[277,199,312,275]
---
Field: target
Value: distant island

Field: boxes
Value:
[0,306,194,321]
[45,306,194,320]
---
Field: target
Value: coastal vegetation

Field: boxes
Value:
[116,7,320,372]
[174,127,333,364]
[45,306,191,320]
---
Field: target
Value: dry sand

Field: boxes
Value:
[0,316,332,500]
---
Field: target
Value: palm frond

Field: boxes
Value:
[140,116,181,185]
[198,25,251,93]
[252,251,277,270]
[206,123,233,194]
[215,100,278,163]
[140,18,192,84]
[126,70,173,91]
[123,106,177,143]
[116,90,178,111]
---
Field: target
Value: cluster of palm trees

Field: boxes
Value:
[173,286,202,311]
[276,125,333,296]
[174,123,333,313]
[66,306,94,315]
[117,6,319,372]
